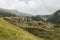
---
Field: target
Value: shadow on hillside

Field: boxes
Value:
[20,27,53,39]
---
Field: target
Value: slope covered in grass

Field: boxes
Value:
[0,18,44,40]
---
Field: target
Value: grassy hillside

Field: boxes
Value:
[22,26,60,40]
[0,18,44,40]
[0,17,60,40]
[4,17,59,40]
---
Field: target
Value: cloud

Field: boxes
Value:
[0,0,60,15]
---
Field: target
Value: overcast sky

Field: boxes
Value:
[0,0,60,15]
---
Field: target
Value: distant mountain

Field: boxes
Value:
[47,10,60,24]
[38,15,50,21]
[0,8,33,17]
[31,10,60,24]
[31,15,45,22]
[31,15,50,22]
[10,10,33,16]
[0,8,16,17]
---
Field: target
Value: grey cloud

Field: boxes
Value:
[0,0,60,15]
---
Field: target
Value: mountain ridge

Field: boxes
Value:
[0,8,33,17]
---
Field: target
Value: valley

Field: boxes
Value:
[0,8,60,40]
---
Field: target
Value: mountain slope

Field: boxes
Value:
[47,10,60,24]
[0,8,32,17]
[0,18,44,40]
[0,8,17,17]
